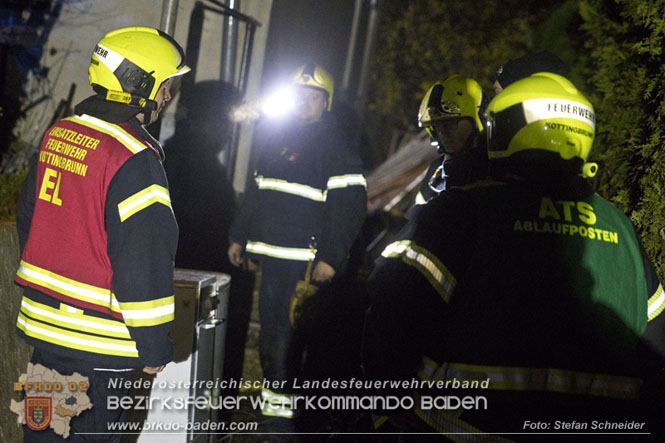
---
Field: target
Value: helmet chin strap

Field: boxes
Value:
[142,100,157,124]
[95,85,158,121]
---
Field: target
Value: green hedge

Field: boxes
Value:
[0,171,26,223]
[579,0,665,280]
[367,0,665,281]
[366,0,569,165]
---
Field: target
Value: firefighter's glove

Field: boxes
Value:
[289,280,319,329]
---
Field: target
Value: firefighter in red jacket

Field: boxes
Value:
[228,64,367,437]
[15,27,189,442]
[363,73,665,439]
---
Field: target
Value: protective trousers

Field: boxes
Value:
[257,257,308,440]
[22,349,131,443]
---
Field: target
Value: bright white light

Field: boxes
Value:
[261,87,296,117]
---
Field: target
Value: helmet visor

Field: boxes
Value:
[487,103,526,157]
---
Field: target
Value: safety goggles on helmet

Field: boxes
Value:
[486,73,595,167]
[292,63,334,111]
[418,76,485,134]
[89,27,190,110]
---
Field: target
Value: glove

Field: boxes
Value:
[289,242,319,328]
[289,278,319,328]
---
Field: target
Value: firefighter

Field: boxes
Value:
[493,50,569,95]
[362,73,665,439]
[15,27,189,442]
[413,75,488,207]
[227,63,367,438]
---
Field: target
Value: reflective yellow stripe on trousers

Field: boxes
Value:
[261,388,294,419]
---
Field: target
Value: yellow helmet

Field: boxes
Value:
[89,27,190,105]
[486,72,595,165]
[418,75,485,134]
[292,63,334,111]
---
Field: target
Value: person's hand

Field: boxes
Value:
[312,261,335,282]
[228,242,244,267]
[246,259,259,271]
[143,365,165,374]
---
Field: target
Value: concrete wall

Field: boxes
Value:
[14,0,273,191]
[0,223,32,443]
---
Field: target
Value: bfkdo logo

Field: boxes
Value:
[25,397,52,431]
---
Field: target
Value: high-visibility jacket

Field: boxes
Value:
[15,114,177,369]
[364,178,665,438]
[230,114,367,270]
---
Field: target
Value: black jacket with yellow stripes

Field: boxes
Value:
[16,110,176,370]
[230,113,367,270]
[413,141,488,207]
[363,177,665,437]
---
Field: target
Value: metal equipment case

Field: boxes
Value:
[131,269,230,443]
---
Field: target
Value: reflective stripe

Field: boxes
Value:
[523,98,595,130]
[246,241,316,261]
[419,357,642,400]
[94,43,124,73]
[21,298,131,338]
[64,115,148,154]
[414,396,512,442]
[118,184,172,222]
[17,312,138,358]
[255,175,326,202]
[60,303,82,314]
[261,388,293,404]
[414,191,427,205]
[261,388,294,419]
[326,174,366,190]
[261,405,294,419]
[119,296,174,327]
[648,284,665,322]
[417,355,439,381]
[381,240,456,302]
[371,414,389,429]
[255,174,365,202]
[17,260,121,314]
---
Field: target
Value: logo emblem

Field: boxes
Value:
[25,397,52,431]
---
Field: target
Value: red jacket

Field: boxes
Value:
[16,114,177,368]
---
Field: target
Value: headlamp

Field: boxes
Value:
[261,86,295,118]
